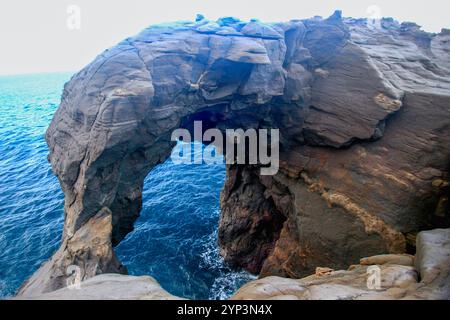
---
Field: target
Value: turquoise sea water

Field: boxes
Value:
[0,73,253,299]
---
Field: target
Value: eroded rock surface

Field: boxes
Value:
[16,274,182,300]
[17,12,450,296]
[232,229,450,300]
[18,229,449,300]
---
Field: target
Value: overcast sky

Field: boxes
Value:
[0,0,449,75]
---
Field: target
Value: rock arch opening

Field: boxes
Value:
[113,142,247,300]
[108,108,288,299]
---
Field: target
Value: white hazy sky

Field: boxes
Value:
[0,0,449,75]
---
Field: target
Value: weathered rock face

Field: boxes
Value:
[16,274,182,300]
[17,229,449,300]
[17,12,450,296]
[219,19,450,277]
[232,228,450,300]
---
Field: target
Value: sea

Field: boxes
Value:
[0,72,254,300]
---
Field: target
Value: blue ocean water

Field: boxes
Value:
[0,73,253,299]
[116,144,254,299]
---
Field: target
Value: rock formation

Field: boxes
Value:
[17,12,450,297]
[17,228,450,299]
[232,228,450,300]
[16,274,182,300]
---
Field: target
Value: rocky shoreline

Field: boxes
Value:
[17,228,450,299]
[16,12,450,299]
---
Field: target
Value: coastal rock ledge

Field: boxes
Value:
[17,229,450,299]
[17,12,450,298]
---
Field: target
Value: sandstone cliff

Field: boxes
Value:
[17,12,450,297]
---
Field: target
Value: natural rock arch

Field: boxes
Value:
[18,13,450,296]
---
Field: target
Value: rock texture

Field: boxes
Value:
[16,274,182,300]
[17,12,450,296]
[232,229,450,300]
[17,229,449,300]
[219,18,450,277]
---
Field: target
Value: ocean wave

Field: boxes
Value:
[200,228,256,300]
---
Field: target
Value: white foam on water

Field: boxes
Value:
[199,225,256,300]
